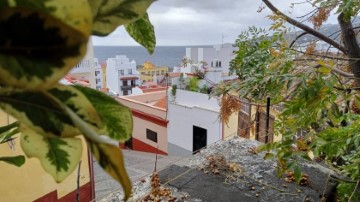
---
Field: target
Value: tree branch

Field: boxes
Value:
[313,64,354,78]
[289,31,308,48]
[262,0,347,53]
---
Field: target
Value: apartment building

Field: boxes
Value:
[106,55,140,96]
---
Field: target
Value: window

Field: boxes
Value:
[96,86,101,90]
[122,80,128,86]
[95,70,100,76]
[131,80,136,86]
[161,70,164,75]
[128,69,132,74]
[95,78,101,84]
[119,70,124,75]
[123,90,128,95]
[146,129,157,142]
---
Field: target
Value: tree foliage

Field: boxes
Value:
[0,0,156,200]
[213,0,360,200]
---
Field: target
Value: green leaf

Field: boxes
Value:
[48,85,103,135]
[0,88,78,137]
[90,0,154,36]
[0,1,91,90]
[0,85,102,138]
[0,127,19,144]
[73,85,133,142]
[125,13,156,54]
[0,155,25,167]
[354,96,360,110]
[317,66,332,74]
[0,121,18,134]
[294,166,302,184]
[264,152,275,160]
[20,127,82,182]
[0,122,19,144]
[87,140,132,201]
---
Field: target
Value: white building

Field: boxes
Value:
[106,55,140,96]
[69,41,96,88]
[94,58,103,90]
[167,89,237,156]
[172,44,237,86]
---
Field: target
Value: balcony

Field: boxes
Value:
[121,85,135,91]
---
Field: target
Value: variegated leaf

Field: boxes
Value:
[0,1,92,90]
[73,85,133,142]
[88,140,132,200]
[0,88,77,137]
[125,13,156,54]
[0,155,25,167]
[21,127,82,182]
[49,85,102,135]
[0,85,101,137]
[90,0,154,36]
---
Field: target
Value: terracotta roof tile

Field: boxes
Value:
[153,96,167,109]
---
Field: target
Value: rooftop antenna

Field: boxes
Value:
[221,33,228,47]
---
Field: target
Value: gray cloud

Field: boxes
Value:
[92,0,333,46]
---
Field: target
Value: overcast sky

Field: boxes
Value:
[92,0,337,46]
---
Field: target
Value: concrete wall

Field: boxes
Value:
[131,116,168,154]
[117,94,168,154]
[0,111,93,201]
[117,92,167,120]
[168,102,222,155]
[186,48,198,64]
[168,90,222,155]
[174,89,220,112]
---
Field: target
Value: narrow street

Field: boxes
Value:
[94,149,190,200]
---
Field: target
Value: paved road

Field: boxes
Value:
[94,149,190,200]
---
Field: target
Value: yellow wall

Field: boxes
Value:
[0,111,91,201]
[138,63,169,83]
[223,112,238,139]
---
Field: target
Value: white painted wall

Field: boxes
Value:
[106,55,140,95]
[174,89,220,111]
[168,89,222,154]
[94,58,102,89]
[70,40,96,88]
[186,47,198,64]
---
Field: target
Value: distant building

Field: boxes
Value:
[117,91,168,155]
[106,55,140,96]
[69,41,96,88]
[173,44,237,87]
[137,62,169,84]
[94,58,103,90]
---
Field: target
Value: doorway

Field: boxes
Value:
[193,126,207,153]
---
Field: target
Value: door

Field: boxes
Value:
[125,137,133,149]
[256,111,274,143]
[238,110,250,138]
[193,126,207,153]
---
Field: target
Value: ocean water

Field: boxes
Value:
[94,46,187,68]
